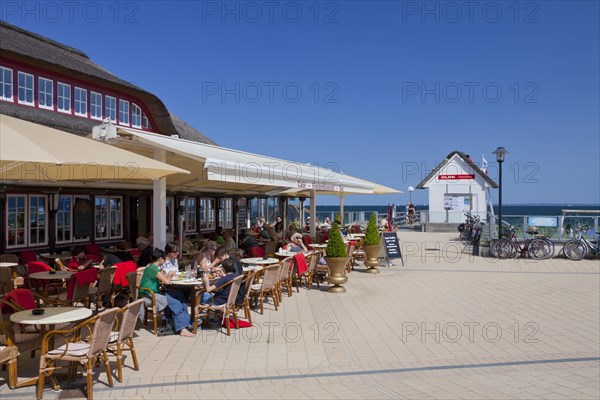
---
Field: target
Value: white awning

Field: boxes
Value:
[115,128,399,195]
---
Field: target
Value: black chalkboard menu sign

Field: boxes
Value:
[73,198,93,239]
[382,232,403,266]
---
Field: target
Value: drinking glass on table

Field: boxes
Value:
[185,265,192,279]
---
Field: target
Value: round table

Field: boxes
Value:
[0,262,18,268]
[242,265,264,273]
[10,306,92,326]
[310,244,327,249]
[29,271,75,280]
[239,257,279,265]
[274,251,298,258]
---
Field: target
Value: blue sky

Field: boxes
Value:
[3,1,599,206]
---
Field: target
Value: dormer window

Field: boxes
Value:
[74,87,87,116]
[118,99,129,126]
[57,82,71,113]
[131,103,142,128]
[0,66,13,101]
[105,95,116,122]
[38,77,53,110]
[18,71,34,105]
[90,91,102,120]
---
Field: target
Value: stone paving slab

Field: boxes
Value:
[1,232,598,399]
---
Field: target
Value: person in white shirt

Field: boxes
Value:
[162,242,180,274]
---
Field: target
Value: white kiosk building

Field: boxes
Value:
[417,151,498,227]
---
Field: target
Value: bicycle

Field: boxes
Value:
[492,226,554,259]
[563,225,600,260]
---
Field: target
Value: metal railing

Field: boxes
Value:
[490,214,599,240]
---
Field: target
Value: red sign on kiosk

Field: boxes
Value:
[438,174,475,180]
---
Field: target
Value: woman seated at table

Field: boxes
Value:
[285,233,308,253]
[193,241,221,272]
[139,249,194,337]
[67,246,93,270]
[199,258,236,305]
[162,242,180,274]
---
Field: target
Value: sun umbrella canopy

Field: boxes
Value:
[0,115,189,182]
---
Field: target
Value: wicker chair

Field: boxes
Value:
[197,275,243,336]
[125,269,161,336]
[0,321,41,389]
[95,267,117,310]
[249,264,280,314]
[37,307,119,400]
[237,271,257,325]
[107,299,144,382]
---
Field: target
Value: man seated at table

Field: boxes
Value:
[199,258,235,306]
[223,230,237,252]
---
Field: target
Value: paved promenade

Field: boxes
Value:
[2,231,599,399]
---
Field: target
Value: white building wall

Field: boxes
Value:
[424,155,489,223]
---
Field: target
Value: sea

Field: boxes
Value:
[316,204,600,217]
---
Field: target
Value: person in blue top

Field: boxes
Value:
[199,258,236,305]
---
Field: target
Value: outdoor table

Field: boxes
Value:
[29,271,75,297]
[0,262,18,268]
[274,251,303,258]
[239,257,279,265]
[10,306,92,328]
[10,306,93,386]
[310,244,327,249]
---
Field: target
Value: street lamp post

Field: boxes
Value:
[493,146,508,239]
[408,186,414,205]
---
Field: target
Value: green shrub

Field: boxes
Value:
[334,213,342,225]
[326,223,347,258]
[364,212,380,246]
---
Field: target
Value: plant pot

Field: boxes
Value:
[363,244,381,274]
[324,256,350,293]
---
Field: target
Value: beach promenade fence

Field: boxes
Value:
[492,214,599,241]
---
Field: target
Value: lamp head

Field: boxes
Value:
[493,146,508,163]
[408,186,415,192]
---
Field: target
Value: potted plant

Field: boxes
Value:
[324,223,350,293]
[363,213,381,274]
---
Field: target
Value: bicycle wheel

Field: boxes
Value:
[544,238,555,259]
[564,240,587,260]
[529,238,552,260]
[490,240,501,258]
[497,239,516,259]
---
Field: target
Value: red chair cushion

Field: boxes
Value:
[1,289,36,313]
[66,268,98,301]
[222,318,252,328]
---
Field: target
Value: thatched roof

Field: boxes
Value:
[0,21,215,144]
[170,113,217,145]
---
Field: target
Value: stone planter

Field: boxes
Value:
[363,244,381,274]
[324,256,351,293]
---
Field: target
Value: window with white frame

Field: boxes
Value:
[219,198,233,229]
[109,197,122,238]
[105,96,116,122]
[95,196,108,240]
[74,87,87,116]
[0,66,13,101]
[5,195,26,248]
[56,195,91,244]
[118,99,129,126]
[56,195,72,243]
[90,91,102,119]
[142,112,151,129]
[184,197,197,232]
[38,77,53,109]
[200,198,216,230]
[28,196,47,246]
[4,194,48,249]
[94,195,123,240]
[131,103,142,128]
[57,82,71,113]
[18,71,34,105]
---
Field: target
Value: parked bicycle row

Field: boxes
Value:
[457,220,600,260]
